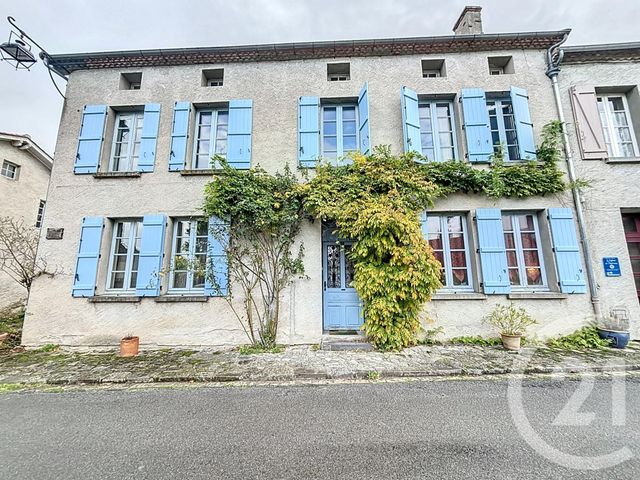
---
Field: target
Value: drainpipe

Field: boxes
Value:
[546,34,602,319]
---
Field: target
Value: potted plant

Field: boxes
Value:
[482,303,537,351]
[119,334,139,357]
[597,315,630,349]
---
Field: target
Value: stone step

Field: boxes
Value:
[321,335,374,352]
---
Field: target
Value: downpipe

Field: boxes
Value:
[546,35,602,319]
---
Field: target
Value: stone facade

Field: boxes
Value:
[23,11,621,348]
[0,133,52,310]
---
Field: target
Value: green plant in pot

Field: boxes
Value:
[482,303,537,351]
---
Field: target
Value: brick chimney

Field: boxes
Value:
[453,6,483,35]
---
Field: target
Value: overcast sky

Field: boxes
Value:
[1,0,638,154]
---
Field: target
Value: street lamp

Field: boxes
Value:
[0,16,67,97]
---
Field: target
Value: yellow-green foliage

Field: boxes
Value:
[302,147,443,350]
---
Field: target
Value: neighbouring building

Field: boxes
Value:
[22,6,627,348]
[557,42,640,332]
[0,132,53,310]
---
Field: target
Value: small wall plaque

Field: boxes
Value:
[46,228,64,240]
[603,257,621,277]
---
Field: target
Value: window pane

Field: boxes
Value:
[420,117,433,134]
[452,269,468,286]
[343,121,357,135]
[343,135,357,151]
[429,236,443,250]
[342,107,356,120]
[523,250,540,267]
[627,242,640,256]
[504,233,516,250]
[506,251,518,268]
[518,215,534,231]
[326,245,341,289]
[623,215,638,233]
[323,122,337,135]
[200,112,212,125]
[509,269,520,285]
[323,136,337,151]
[173,272,187,289]
[323,108,336,121]
[111,272,125,289]
[520,232,538,249]
[421,133,434,148]
[450,251,467,268]
[526,268,543,285]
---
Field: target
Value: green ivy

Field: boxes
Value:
[546,326,612,350]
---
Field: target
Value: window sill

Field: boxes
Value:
[605,157,640,164]
[155,295,209,303]
[432,292,487,301]
[88,296,141,303]
[93,172,141,178]
[180,169,218,176]
[507,292,568,300]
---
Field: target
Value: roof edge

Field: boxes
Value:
[0,132,53,170]
[47,29,571,76]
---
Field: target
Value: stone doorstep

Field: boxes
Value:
[320,333,374,352]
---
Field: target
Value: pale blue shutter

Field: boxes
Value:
[75,105,107,174]
[138,103,161,172]
[401,86,422,155]
[510,86,537,160]
[548,208,586,294]
[358,82,371,155]
[72,216,104,297]
[169,101,190,172]
[227,99,252,169]
[476,209,510,294]
[460,89,492,162]
[135,215,167,297]
[205,216,229,296]
[420,211,429,238]
[298,96,320,167]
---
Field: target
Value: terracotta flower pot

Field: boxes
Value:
[501,334,521,351]
[119,336,139,357]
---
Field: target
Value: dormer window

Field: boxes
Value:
[327,63,350,82]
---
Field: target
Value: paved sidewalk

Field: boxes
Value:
[1,341,640,386]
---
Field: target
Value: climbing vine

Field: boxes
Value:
[205,121,569,351]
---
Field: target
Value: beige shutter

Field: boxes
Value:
[569,86,608,160]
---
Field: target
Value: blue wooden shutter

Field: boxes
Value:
[548,208,586,294]
[401,86,422,155]
[135,215,167,297]
[476,209,510,294]
[75,105,107,174]
[72,216,104,297]
[205,216,229,296]
[227,99,253,169]
[298,96,320,167]
[420,211,429,238]
[358,82,371,155]
[169,101,190,172]
[138,103,161,172]
[460,89,492,163]
[510,86,537,160]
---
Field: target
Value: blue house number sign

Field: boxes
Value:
[603,257,621,277]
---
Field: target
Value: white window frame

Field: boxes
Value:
[328,73,350,82]
[502,213,548,290]
[192,108,229,170]
[1,160,19,180]
[109,111,144,172]
[207,79,223,87]
[106,219,143,294]
[320,104,359,161]
[427,214,474,291]
[168,218,208,294]
[418,100,458,161]
[422,69,441,78]
[597,94,639,158]
[35,200,45,228]
[487,98,520,161]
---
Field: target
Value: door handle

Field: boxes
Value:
[323,280,326,290]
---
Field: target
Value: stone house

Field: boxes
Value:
[557,42,640,334]
[0,132,52,310]
[22,7,617,347]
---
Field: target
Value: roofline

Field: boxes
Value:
[0,132,53,170]
[47,29,571,76]
[563,41,640,63]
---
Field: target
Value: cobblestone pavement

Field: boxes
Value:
[1,342,639,386]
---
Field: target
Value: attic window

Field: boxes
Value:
[202,68,224,87]
[327,63,350,81]
[120,72,142,90]
[421,59,446,78]
[488,56,514,75]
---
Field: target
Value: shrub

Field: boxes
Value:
[546,326,612,350]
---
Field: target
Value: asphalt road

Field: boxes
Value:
[2,377,639,479]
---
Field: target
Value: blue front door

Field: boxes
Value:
[323,242,363,331]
